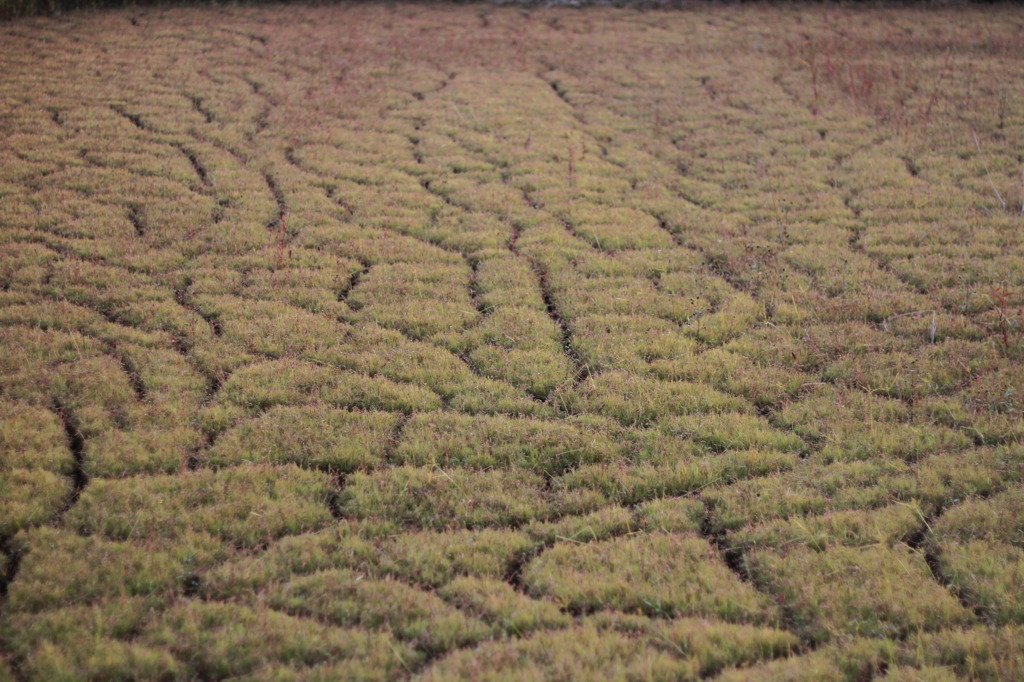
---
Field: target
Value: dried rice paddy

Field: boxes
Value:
[1,3,1023,679]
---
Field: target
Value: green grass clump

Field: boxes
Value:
[896,447,1024,515]
[672,348,809,409]
[689,293,764,347]
[417,613,798,681]
[3,599,181,682]
[588,612,800,677]
[8,606,182,679]
[899,625,1024,682]
[445,375,555,418]
[815,421,973,464]
[48,355,139,439]
[934,365,1024,444]
[348,262,479,341]
[746,544,974,643]
[214,299,357,359]
[877,666,960,682]
[438,576,570,636]
[0,399,74,475]
[0,300,165,351]
[266,569,491,654]
[565,448,798,506]
[415,624,690,681]
[775,384,908,436]
[524,532,779,623]
[636,497,707,534]
[339,466,602,530]
[5,529,181,613]
[0,328,106,405]
[204,405,400,472]
[566,206,674,251]
[703,460,908,533]
[525,505,635,545]
[206,522,538,596]
[926,486,1024,623]
[455,306,572,399]
[142,601,417,680]
[823,340,999,401]
[393,412,626,476]
[210,304,502,404]
[201,523,378,599]
[777,387,973,463]
[556,371,753,426]
[663,412,804,453]
[571,314,698,375]
[465,345,574,402]
[83,425,205,478]
[0,469,71,540]
[66,465,335,551]
[204,359,442,432]
[728,502,924,552]
[714,638,895,682]
[474,254,547,311]
[378,528,536,589]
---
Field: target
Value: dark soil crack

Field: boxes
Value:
[338,262,370,308]
[905,524,990,623]
[530,257,589,385]
[186,94,215,124]
[52,400,88,519]
[264,172,287,234]
[173,279,223,337]
[111,105,149,132]
[128,204,146,237]
[114,347,147,402]
[180,145,212,188]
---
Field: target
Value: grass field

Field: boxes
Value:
[1,2,1023,679]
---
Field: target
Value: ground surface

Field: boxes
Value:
[1,3,1023,680]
